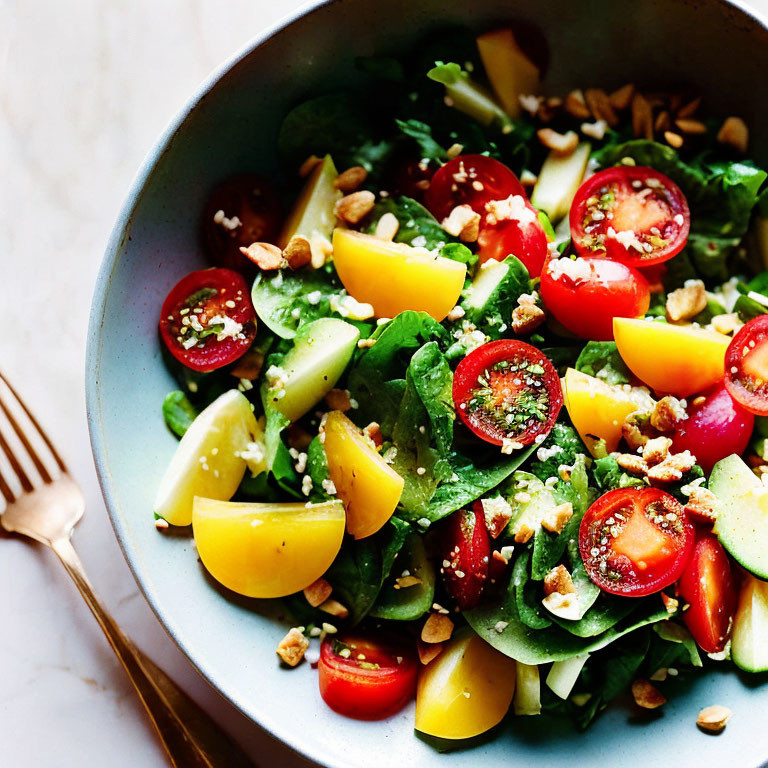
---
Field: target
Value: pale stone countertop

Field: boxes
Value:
[2,1,768,767]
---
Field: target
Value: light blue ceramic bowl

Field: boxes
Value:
[87,1,768,766]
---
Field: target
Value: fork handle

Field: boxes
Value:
[50,536,256,768]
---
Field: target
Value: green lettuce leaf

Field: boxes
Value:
[574,342,631,386]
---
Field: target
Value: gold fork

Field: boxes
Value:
[0,371,255,768]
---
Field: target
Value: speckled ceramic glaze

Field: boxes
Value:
[87,1,768,765]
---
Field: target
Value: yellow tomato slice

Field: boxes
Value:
[192,497,345,598]
[613,317,728,397]
[331,229,466,321]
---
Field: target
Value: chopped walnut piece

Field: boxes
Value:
[650,396,688,432]
[374,212,399,241]
[303,577,333,608]
[632,679,667,709]
[283,235,312,270]
[542,591,580,620]
[543,564,576,596]
[564,89,592,119]
[362,421,383,448]
[335,190,376,224]
[418,640,444,665]
[239,242,284,270]
[642,436,673,466]
[685,486,719,524]
[421,613,454,643]
[441,204,481,242]
[334,165,368,192]
[512,304,545,335]
[584,88,618,127]
[609,83,635,111]
[711,313,742,335]
[537,128,579,155]
[615,453,650,475]
[276,628,309,667]
[318,599,350,619]
[514,523,536,544]
[647,450,697,483]
[666,280,707,322]
[230,349,264,380]
[541,502,573,534]
[717,117,748,153]
[632,93,653,140]
[482,496,514,539]
[325,388,352,411]
[299,155,322,177]
[622,414,651,450]
[697,705,732,733]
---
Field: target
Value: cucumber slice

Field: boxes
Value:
[732,573,768,673]
[370,534,436,620]
[513,661,541,715]
[531,143,591,223]
[546,653,589,699]
[464,259,510,310]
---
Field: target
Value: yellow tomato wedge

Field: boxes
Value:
[323,410,404,539]
[613,317,729,397]
[563,368,654,456]
[415,632,517,739]
[331,229,466,321]
[192,497,345,598]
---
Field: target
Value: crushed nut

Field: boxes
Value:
[711,313,742,335]
[541,502,574,534]
[318,599,350,619]
[303,578,333,607]
[374,212,399,241]
[666,280,707,322]
[240,242,284,270]
[512,304,546,334]
[276,628,309,667]
[647,450,697,483]
[622,414,651,451]
[283,235,312,270]
[632,93,653,140]
[664,131,684,149]
[564,89,592,119]
[661,592,679,615]
[334,166,368,192]
[514,522,536,544]
[542,591,580,620]
[446,142,464,159]
[421,613,454,643]
[642,436,673,466]
[584,88,618,127]
[446,304,466,323]
[230,349,264,381]
[609,83,635,111]
[396,575,423,589]
[615,453,650,475]
[299,155,322,177]
[651,396,688,432]
[632,679,666,709]
[685,486,719,524]
[717,117,748,153]
[537,128,579,155]
[697,705,732,733]
[325,388,352,411]
[418,640,444,665]
[482,496,514,539]
[650,667,669,682]
[362,421,383,448]
[335,190,376,224]
[675,118,707,135]
[441,204,481,242]
[544,564,576,596]
[581,119,608,140]
[519,93,543,116]
[154,517,169,531]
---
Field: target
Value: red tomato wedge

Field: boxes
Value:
[570,166,690,266]
[424,154,525,222]
[452,340,563,448]
[203,175,281,272]
[539,255,651,340]
[671,382,754,473]
[678,533,737,653]
[579,488,694,596]
[159,268,257,372]
[441,502,491,610]
[477,196,549,277]
[318,636,418,720]
[724,315,768,415]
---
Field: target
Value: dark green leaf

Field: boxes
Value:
[367,196,455,250]
[162,391,199,438]
[395,118,447,161]
[574,342,631,386]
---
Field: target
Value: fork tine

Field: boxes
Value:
[0,421,34,493]
[0,461,16,503]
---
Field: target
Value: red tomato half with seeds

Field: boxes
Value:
[539,255,651,340]
[579,488,695,596]
[441,502,491,610]
[203,175,281,272]
[159,268,257,372]
[678,533,737,653]
[452,340,563,448]
[318,635,418,720]
[724,315,768,415]
[476,196,549,277]
[424,154,525,223]
[570,166,690,266]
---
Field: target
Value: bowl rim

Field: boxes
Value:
[85,0,768,766]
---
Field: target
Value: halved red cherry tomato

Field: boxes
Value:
[724,315,768,415]
[203,175,281,272]
[540,255,651,340]
[671,382,754,472]
[579,488,695,596]
[318,635,418,720]
[159,268,256,372]
[678,533,737,653]
[452,340,563,448]
[476,196,549,277]
[424,154,525,222]
[570,166,690,266]
[441,502,491,610]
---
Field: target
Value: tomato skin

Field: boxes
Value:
[452,340,563,447]
[384,156,434,203]
[579,488,695,596]
[570,166,690,266]
[678,533,737,653]
[476,198,549,277]
[318,636,418,720]
[424,155,525,222]
[441,502,491,610]
[540,255,651,340]
[724,315,768,416]
[203,175,281,272]
[159,268,257,372]
[671,382,754,472]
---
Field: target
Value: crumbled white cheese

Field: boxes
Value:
[484,195,537,227]
[546,257,595,283]
[330,293,375,321]
[537,444,563,462]
[301,475,313,496]
[206,314,244,341]
[611,228,646,253]
[306,290,322,305]
[482,495,513,522]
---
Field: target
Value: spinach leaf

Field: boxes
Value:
[306,436,332,502]
[260,382,300,497]
[367,196,455,250]
[162,391,198,438]
[513,551,552,630]
[527,422,584,483]
[593,456,646,491]
[574,342,631,386]
[395,118,447,162]
[551,595,637,637]
[653,621,703,667]
[439,242,478,267]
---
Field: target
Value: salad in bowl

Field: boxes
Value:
[151,23,768,743]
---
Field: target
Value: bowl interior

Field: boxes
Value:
[88,1,768,766]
